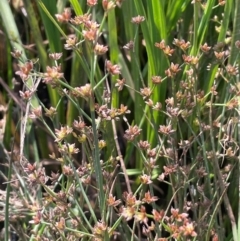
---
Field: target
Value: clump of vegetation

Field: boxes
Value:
[0,0,240,240]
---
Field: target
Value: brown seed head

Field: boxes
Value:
[11,49,22,59]
[138,140,150,150]
[142,191,158,204]
[72,84,93,99]
[115,78,125,91]
[107,194,121,207]
[64,36,78,50]
[55,126,73,142]
[235,40,240,49]
[214,51,225,60]
[15,61,33,81]
[123,192,139,206]
[131,15,145,24]
[19,90,33,100]
[70,14,91,25]
[43,66,63,84]
[106,60,121,75]
[118,104,130,115]
[140,174,152,184]
[56,217,66,230]
[123,40,134,50]
[102,0,116,11]
[182,54,199,65]
[73,118,86,131]
[55,8,71,23]
[152,209,165,222]
[158,124,175,135]
[200,43,211,53]
[171,207,188,222]
[93,221,108,236]
[94,43,108,55]
[121,206,135,221]
[135,206,148,223]
[140,87,152,99]
[49,52,63,60]
[124,125,142,141]
[165,63,181,77]
[29,106,42,119]
[226,64,238,76]
[62,165,74,176]
[87,0,98,6]
[180,222,197,237]
[45,107,57,118]
[83,29,97,41]
[155,40,166,50]
[163,45,175,56]
[173,38,191,51]
[151,76,162,84]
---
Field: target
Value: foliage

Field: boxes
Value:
[0,0,240,240]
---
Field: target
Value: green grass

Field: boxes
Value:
[0,0,240,240]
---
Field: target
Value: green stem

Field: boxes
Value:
[23,0,47,70]
[90,53,105,214]
[4,151,12,241]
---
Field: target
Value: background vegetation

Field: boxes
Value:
[0,0,240,240]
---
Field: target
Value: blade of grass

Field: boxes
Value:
[36,0,65,124]
[66,52,85,128]
[37,0,67,38]
[133,1,167,169]
[69,0,84,15]
[108,8,120,109]
[38,0,63,53]
[167,0,191,33]
[22,0,47,69]
[56,0,68,13]
[191,0,216,55]
[0,0,26,61]
[204,0,232,96]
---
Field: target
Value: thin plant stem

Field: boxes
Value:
[209,92,238,241]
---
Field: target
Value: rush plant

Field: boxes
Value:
[0,0,240,241]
